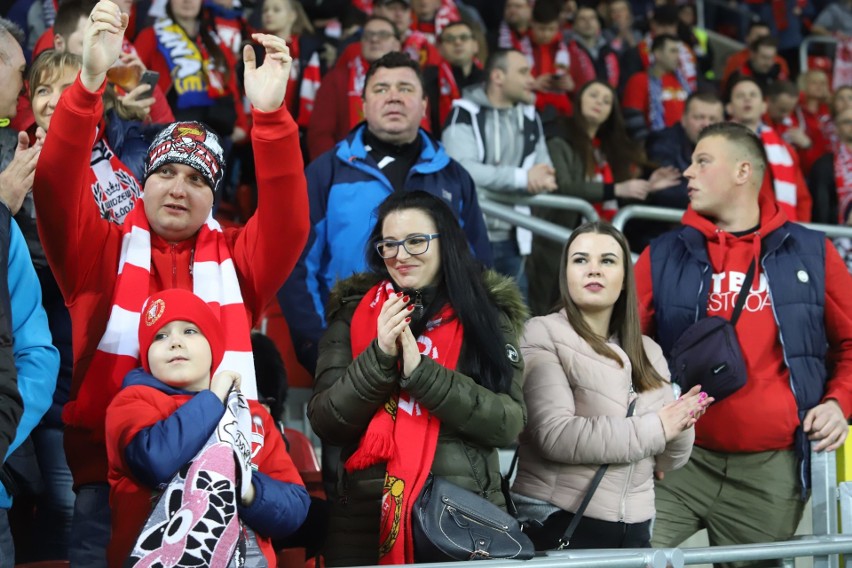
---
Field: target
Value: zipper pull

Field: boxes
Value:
[414,290,424,315]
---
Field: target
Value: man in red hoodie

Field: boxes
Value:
[635,122,852,553]
[30,1,310,566]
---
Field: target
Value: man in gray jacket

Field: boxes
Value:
[442,48,555,296]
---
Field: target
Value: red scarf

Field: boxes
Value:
[590,138,617,221]
[568,39,619,89]
[282,36,322,128]
[410,0,460,44]
[347,56,369,129]
[834,142,852,224]
[89,133,142,225]
[639,34,697,91]
[532,37,572,115]
[437,61,461,129]
[403,31,442,68]
[61,203,256,441]
[758,124,800,221]
[346,280,463,565]
[498,22,533,65]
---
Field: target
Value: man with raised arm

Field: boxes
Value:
[31,2,309,565]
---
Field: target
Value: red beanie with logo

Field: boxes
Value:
[138,289,225,375]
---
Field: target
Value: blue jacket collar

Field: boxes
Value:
[123,367,203,396]
[336,124,450,175]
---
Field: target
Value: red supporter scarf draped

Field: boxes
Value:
[639,34,697,91]
[89,135,142,225]
[404,31,442,68]
[282,36,322,128]
[437,61,461,128]
[410,1,460,43]
[758,124,800,221]
[498,22,534,65]
[348,56,369,129]
[346,281,463,565]
[61,203,257,441]
[834,142,852,224]
[568,39,619,89]
[532,38,572,115]
[591,138,617,221]
[532,37,570,76]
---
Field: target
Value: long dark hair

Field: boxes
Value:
[366,191,514,394]
[557,222,665,393]
[558,80,644,182]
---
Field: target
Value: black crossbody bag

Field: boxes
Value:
[666,259,756,402]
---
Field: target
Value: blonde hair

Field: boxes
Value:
[28,49,147,122]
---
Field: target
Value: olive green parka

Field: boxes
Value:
[309,270,528,566]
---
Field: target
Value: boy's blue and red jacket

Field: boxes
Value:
[105,369,310,568]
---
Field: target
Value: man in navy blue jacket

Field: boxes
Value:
[279,51,491,375]
[646,91,724,210]
[634,91,723,249]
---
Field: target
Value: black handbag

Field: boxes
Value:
[412,474,535,561]
[667,259,755,402]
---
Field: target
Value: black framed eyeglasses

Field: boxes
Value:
[375,233,440,259]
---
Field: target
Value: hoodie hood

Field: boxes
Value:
[681,191,788,275]
[464,84,495,109]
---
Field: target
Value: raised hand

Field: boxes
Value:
[0,131,42,215]
[82,1,129,92]
[243,33,292,112]
[377,292,412,357]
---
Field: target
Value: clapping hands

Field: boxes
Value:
[376,292,422,377]
[658,385,713,441]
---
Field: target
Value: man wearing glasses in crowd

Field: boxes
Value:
[422,20,486,135]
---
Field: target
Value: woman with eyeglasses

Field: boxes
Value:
[309,190,528,566]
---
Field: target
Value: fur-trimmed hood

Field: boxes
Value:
[325,270,529,337]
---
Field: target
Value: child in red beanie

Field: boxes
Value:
[104,288,310,568]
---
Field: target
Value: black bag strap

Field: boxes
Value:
[557,397,638,550]
[730,258,757,326]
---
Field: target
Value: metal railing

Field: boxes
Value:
[478,200,575,245]
[482,192,600,223]
[800,35,838,74]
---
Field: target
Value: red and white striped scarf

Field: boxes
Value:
[498,22,534,66]
[347,55,368,129]
[437,60,461,129]
[758,124,800,221]
[410,0,460,44]
[834,142,852,224]
[283,35,322,128]
[639,34,697,91]
[591,139,617,221]
[568,39,619,89]
[61,202,257,441]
